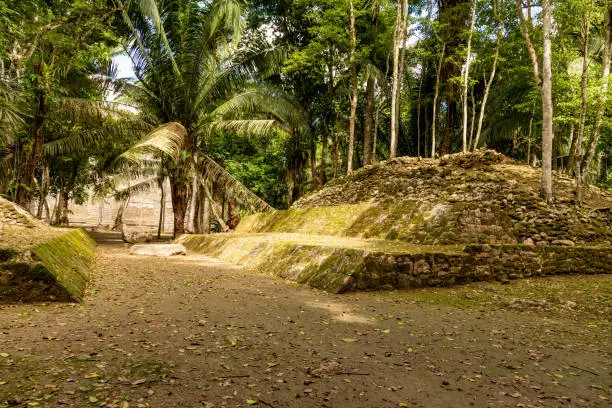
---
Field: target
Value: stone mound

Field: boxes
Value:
[0,197,95,302]
[243,150,612,246]
[179,151,612,293]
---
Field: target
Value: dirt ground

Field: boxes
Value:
[1,232,610,408]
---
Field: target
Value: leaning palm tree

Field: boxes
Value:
[115,0,301,237]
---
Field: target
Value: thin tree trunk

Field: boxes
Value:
[310,136,318,190]
[432,43,446,158]
[373,93,380,162]
[390,2,403,158]
[468,86,476,149]
[540,0,554,202]
[320,125,328,187]
[472,25,502,151]
[332,130,340,179]
[582,8,611,180]
[527,114,534,164]
[395,0,409,156]
[157,179,166,238]
[347,0,358,173]
[462,0,477,153]
[417,67,424,157]
[567,14,592,175]
[363,76,375,165]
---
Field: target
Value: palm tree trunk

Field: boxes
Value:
[170,172,189,238]
[582,8,611,181]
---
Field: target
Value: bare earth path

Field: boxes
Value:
[1,232,610,408]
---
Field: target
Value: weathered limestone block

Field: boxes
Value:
[121,225,154,244]
[129,244,187,257]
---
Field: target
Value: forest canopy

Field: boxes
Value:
[0,0,610,237]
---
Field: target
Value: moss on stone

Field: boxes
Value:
[0,229,96,302]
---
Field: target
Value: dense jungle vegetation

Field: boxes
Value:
[0,0,610,236]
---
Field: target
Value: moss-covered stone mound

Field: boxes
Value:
[240,150,612,246]
[182,151,611,293]
[0,198,95,302]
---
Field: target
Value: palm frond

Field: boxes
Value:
[119,122,187,163]
[199,154,274,212]
[212,88,310,136]
[206,119,285,139]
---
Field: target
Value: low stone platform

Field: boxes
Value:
[1,197,95,302]
[177,233,611,293]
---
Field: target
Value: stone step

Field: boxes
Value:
[177,233,611,293]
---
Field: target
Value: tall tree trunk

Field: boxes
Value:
[286,169,295,207]
[432,43,446,158]
[332,131,340,179]
[440,88,457,155]
[540,0,554,202]
[395,0,409,155]
[567,14,592,175]
[320,125,328,187]
[417,67,424,157]
[527,114,534,164]
[57,192,70,226]
[472,24,502,151]
[517,0,553,202]
[347,0,358,173]
[468,86,476,149]
[363,76,375,165]
[582,7,611,181]
[157,179,166,238]
[390,0,409,158]
[199,185,210,234]
[373,94,380,162]
[462,0,477,153]
[310,136,318,190]
[390,2,402,158]
[170,171,189,238]
[16,89,45,206]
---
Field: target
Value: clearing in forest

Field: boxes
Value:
[0,232,610,408]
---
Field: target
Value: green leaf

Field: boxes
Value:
[246,399,259,405]
[88,395,99,403]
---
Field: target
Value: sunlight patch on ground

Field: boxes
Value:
[305,300,373,324]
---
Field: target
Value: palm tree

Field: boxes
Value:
[116,0,299,237]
